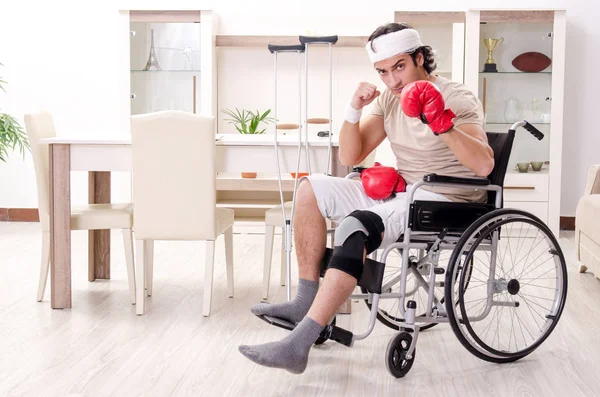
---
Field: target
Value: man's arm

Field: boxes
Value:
[338,82,387,167]
[339,115,386,167]
[440,123,494,177]
[400,81,494,177]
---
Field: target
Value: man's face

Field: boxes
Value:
[374,52,427,98]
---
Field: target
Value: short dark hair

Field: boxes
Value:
[368,22,437,74]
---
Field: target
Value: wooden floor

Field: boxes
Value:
[1,222,599,397]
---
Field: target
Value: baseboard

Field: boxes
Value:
[560,216,575,231]
[0,208,40,222]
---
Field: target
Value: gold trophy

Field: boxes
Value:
[483,37,504,72]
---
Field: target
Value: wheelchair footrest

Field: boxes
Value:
[320,325,354,347]
[256,314,296,331]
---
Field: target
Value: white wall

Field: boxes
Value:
[0,0,597,215]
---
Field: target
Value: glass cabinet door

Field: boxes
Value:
[129,13,201,115]
[476,12,554,172]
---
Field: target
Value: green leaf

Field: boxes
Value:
[223,108,275,134]
[0,112,30,163]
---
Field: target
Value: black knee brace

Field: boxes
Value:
[326,210,385,281]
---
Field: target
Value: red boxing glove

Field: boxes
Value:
[361,162,407,200]
[400,80,456,135]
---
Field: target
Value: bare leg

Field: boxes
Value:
[294,179,327,282]
[306,268,359,326]
[307,241,372,326]
[250,179,327,324]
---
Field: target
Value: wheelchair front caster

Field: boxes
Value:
[385,332,415,378]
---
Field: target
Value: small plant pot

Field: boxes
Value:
[241,172,257,179]
[290,173,309,179]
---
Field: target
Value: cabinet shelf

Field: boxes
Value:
[486,122,550,125]
[480,71,551,75]
[130,70,201,72]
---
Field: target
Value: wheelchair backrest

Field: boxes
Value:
[485,131,516,206]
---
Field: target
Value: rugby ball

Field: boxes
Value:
[512,52,552,72]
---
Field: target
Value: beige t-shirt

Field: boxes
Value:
[369,75,487,203]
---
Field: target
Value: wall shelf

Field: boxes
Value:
[479,10,554,23]
[394,11,466,24]
[215,35,368,48]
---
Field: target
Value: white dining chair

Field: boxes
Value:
[131,110,235,317]
[25,111,136,304]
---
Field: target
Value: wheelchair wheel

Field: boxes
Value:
[385,331,415,378]
[361,248,457,331]
[445,209,568,364]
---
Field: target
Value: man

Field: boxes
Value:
[239,22,494,374]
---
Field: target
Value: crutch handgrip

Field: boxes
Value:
[276,123,300,130]
[306,118,330,124]
[268,44,305,53]
[299,35,339,45]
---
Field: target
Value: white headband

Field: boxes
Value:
[365,29,424,63]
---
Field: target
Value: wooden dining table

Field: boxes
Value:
[41,133,349,309]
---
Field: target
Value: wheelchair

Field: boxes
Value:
[260,120,568,378]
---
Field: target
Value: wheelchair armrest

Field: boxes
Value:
[423,173,490,186]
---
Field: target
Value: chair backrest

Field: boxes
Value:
[486,131,516,205]
[23,111,57,231]
[131,110,216,240]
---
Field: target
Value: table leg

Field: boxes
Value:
[50,144,71,309]
[88,172,111,280]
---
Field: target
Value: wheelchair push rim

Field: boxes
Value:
[445,209,568,363]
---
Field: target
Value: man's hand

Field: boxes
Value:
[400,80,456,135]
[361,162,406,200]
[350,82,381,111]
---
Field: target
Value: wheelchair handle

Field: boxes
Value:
[510,120,544,141]
[352,166,367,173]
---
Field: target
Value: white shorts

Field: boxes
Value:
[306,174,451,248]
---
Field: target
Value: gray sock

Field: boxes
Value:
[251,278,319,325]
[239,316,324,374]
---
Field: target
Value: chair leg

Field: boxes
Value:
[203,240,216,317]
[135,239,146,315]
[122,229,136,305]
[36,231,51,302]
[145,240,154,297]
[280,228,286,287]
[263,225,275,300]
[224,227,234,298]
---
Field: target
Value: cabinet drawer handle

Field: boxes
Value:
[504,186,535,190]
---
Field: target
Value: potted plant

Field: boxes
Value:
[221,108,274,178]
[0,63,29,163]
